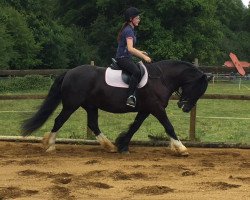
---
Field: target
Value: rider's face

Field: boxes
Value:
[131,16,140,26]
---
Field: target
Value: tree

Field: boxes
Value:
[0,25,14,69]
[0,6,40,69]
[0,0,97,69]
[216,0,250,62]
[216,0,245,31]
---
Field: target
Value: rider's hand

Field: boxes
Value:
[144,55,152,63]
[141,51,151,62]
[141,51,148,56]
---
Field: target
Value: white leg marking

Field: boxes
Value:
[170,138,189,156]
[42,132,56,152]
[96,133,117,152]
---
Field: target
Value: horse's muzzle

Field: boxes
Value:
[177,101,193,113]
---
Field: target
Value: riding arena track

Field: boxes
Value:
[0,141,249,200]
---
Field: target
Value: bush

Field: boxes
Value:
[0,75,52,92]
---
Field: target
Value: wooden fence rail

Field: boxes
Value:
[1,94,250,100]
[0,67,250,77]
[0,69,68,76]
[0,94,249,140]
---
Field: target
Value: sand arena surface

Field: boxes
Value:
[0,141,249,200]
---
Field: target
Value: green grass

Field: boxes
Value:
[0,81,249,144]
[206,81,250,95]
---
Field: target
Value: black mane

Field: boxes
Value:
[146,60,195,69]
[145,60,203,80]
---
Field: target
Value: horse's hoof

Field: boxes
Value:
[45,145,56,153]
[101,142,117,153]
[120,151,130,155]
[178,146,189,157]
[170,150,189,157]
[108,145,117,153]
[180,151,189,157]
[169,139,189,157]
[96,133,117,153]
[116,145,129,154]
[170,145,189,157]
[42,132,56,153]
[42,133,50,149]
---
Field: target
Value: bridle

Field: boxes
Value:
[148,64,186,102]
[147,64,195,107]
[174,90,181,98]
[174,85,196,109]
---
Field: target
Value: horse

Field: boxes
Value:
[21,60,209,156]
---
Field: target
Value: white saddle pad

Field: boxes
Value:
[105,63,148,88]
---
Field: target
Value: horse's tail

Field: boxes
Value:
[21,72,66,136]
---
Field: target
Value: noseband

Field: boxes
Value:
[175,87,196,109]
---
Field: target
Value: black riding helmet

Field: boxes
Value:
[124,7,141,22]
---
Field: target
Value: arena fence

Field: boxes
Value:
[0,64,249,146]
[0,93,249,141]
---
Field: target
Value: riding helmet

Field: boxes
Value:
[124,7,140,21]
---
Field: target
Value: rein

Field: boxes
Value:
[149,66,181,98]
[147,64,181,98]
[148,64,162,79]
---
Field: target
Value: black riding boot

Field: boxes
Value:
[126,75,139,108]
[116,58,141,108]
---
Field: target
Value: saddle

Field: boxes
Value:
[110,58,145,85]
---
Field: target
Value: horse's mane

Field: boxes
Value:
[146,60,195,69]
[145,60,198,78]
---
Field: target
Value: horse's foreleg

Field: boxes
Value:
[43,107,76,152]
[85,107,116,152]
[152,108,189,156]
[115,112,149,153]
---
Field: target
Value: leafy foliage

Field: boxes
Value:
[0,0,249,68]
[0,25,14,68]
[0,6,40,69]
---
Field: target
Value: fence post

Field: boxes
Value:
[239,78,242,90]
[86,61,96,140]
[189,105,197,141]
[194,58,199,67]
[188,58,199,141]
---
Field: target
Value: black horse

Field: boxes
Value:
[21,60,209,156]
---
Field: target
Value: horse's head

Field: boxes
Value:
[177,74,209,113]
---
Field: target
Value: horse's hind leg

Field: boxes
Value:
[115,112,149,153]
[85,106,116,152]
[43,107,77,152]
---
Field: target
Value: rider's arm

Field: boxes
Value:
[126,38,151,62]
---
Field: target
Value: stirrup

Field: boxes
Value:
[126,95,136,107]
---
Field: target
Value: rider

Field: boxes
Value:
[116,7,151,108]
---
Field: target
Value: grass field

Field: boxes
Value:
[0,81,250,144]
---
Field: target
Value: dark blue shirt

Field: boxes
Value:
[116,25,136,59]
